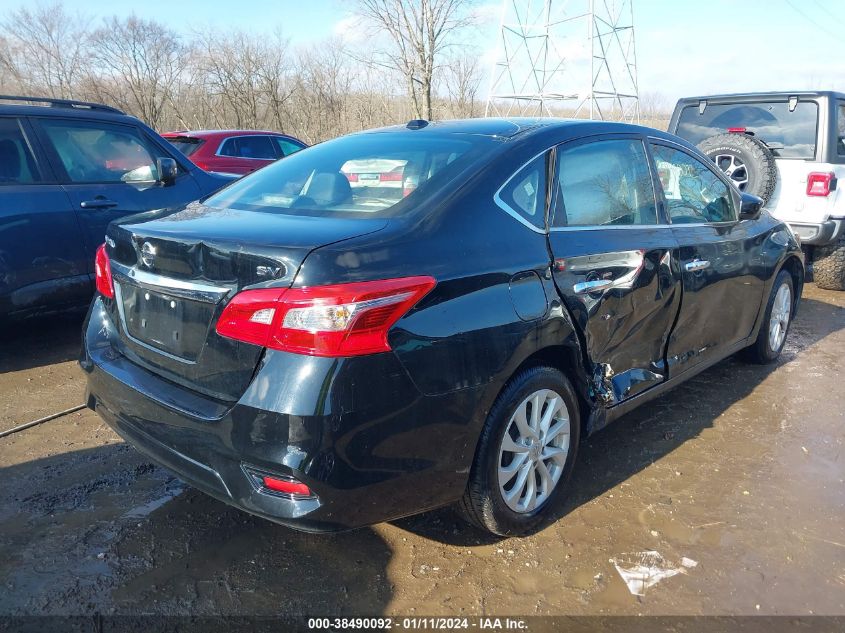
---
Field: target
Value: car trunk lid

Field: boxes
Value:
[106,203,388,402]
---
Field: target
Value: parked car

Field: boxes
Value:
[81,118,803,535]
[669,91,845,290]
[0,95,234,320]
[162,129,306,176]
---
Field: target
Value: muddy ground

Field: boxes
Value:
[1,285,844,617]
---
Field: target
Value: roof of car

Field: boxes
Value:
[162,130,296,139]
[363,117,661,140]
[675,91,845,104]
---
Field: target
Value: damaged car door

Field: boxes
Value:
[548,134,681,406]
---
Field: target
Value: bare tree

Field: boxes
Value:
[353,0,477,120]
[88,16,183,129]
[442,52,481,118]
[2,2,91,98]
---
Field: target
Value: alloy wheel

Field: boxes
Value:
[715,153,749,190]
[768,282,791,352]
[498,389,570,513]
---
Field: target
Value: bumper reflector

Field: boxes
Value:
[262,475,311,496]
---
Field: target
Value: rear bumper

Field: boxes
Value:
[787,218,845,246]
[81,297,480,531]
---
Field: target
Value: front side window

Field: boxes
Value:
[676,100,819,159]
[650,143,736,224]
[495,153,547,229]
[553,138,657,227]
[0,118,40,184]
[39,120,160,183]
[203,132,497,217]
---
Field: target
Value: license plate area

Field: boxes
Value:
[116,282,214,362]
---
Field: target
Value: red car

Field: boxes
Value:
[161,130,306,176]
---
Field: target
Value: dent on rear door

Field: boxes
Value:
[550,230,680,406]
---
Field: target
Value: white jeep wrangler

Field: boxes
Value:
[670,91,845,290]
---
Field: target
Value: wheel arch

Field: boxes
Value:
[779,254,805,314]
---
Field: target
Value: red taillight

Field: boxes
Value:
[807,172,836,197]
[216,276,436,357]
[95,243,114,299]
[262,476,311,496]
[345,173,359,182]
[727,126,747,134]
[380,171,403,182]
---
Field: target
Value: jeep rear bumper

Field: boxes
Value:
[787,218,845,246]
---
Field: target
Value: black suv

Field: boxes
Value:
[0,95,232,319]
[82,118,803,535]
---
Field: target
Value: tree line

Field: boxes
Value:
[0,1,484,142]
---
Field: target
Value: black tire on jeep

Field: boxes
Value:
[813,236,845,291]
[697,133,778,205]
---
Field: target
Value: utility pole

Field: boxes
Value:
[485,0,640,122]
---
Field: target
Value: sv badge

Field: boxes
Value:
[256,265,285,279]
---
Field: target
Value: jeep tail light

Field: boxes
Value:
[807,172,836,197]
[216,276,436,356]
[95,243,114,299]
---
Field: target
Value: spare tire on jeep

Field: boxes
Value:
[697,133,778,205]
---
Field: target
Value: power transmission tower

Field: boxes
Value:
[485,0,640,122]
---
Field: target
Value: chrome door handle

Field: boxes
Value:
[80,199,118,209]
[573,279,613,294]
[685,259,711,272]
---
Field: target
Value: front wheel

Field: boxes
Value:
[743,270,794,364]
[457,366,580,536]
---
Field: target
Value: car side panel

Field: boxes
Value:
[0,116,90,317]
[668,221,767,374]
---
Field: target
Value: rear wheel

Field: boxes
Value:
[457,366,580,536]
[813,237,845,291]
[743,270,793,364]
[697,133,778,205]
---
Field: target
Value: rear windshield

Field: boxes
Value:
[166,137,204,157]
[676,101,819,159]
[202,132,499,218]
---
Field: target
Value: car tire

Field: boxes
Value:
[743,270,794,364]
[697,133,778,205]
[813,237,845,291]
[457,366,580,536]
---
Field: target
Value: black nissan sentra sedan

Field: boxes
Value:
[81,118,803,535]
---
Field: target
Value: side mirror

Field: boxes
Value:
[739,192,763,221]
[157,157,178,186]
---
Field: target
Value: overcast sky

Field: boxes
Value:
[18,0,845,107]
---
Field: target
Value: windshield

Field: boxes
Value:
[202,132,499,218]
[676,100,818,159]
[167,137,204,157]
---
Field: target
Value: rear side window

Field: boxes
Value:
[273,137,305,157]
[495,153,547,229]
[39,119,162,183]
[0,118,40,184]
[650,143,736,224]
[203,133,497,218]
[837,103,845,156]
[676,101,818,159]
[219,136,277,159]
[553,139,657,227]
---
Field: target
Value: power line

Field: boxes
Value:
[785,0,841,41]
